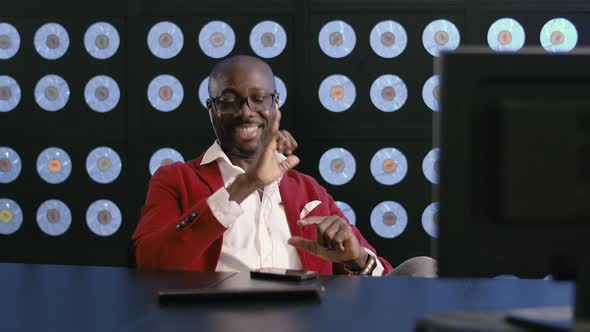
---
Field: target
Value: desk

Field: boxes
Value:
[0,263,572,332]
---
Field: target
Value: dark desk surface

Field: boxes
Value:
[0,263,573,332]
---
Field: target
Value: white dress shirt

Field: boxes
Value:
[202,141,383,275]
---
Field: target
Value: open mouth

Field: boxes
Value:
[234,123,264,141]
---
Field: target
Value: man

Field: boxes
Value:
[132,54,393,276]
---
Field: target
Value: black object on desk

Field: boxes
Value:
[250,267,318,281]
[416,306,573,332]
[159,268,323,303]
[505,306,573,332]
[158,284,323,303]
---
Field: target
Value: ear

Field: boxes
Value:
[206,99,216,118]
[207,103,215,124]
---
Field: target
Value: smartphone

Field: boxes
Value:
[250,268,318,281]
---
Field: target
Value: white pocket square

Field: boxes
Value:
[300,200,322,219]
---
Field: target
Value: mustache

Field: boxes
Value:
[232,119,265,127]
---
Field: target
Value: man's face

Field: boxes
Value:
[209,63,277,158]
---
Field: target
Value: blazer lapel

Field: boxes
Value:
[279,174,311,270]
[189,153,225,193]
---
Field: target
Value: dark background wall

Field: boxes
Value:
[1,0,589,273]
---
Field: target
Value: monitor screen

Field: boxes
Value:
[436,47,590,279]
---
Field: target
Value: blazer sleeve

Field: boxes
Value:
[132,164,227,271]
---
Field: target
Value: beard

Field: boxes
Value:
[213,116,267,159]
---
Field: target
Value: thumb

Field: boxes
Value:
[279,155,300,173]
[288,236,319,256]
[264,132,277,152]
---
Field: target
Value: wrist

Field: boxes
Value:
[243,171,264,189]
[227,173,259,204]
[344,251,369,271]
[344,252,378,276]
[355,251,370,269]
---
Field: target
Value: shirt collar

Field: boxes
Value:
[200,140,233,167]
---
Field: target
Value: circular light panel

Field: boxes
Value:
[319,147,356,186]
[318,20,356,58]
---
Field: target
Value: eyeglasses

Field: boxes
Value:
[207,92,278,115]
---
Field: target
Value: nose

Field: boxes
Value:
[238,98,256,118]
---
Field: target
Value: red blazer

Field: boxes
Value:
[132,153,393,275]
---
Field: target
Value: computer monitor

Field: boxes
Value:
[436,47,590,320]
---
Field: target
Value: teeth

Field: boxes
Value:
[237,125,258,134]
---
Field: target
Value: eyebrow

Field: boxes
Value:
[219,88,239,96]
[218,87,271,96]
[248,87,268,95]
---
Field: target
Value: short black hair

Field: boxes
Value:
[208,54,275,97]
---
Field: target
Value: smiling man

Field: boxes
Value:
[132,55,394,276]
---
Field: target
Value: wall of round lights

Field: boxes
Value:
[308,15,579,246]
[0,6,584,266]
[1,17,576,113]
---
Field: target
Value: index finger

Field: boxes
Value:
[260,109,281,145]
[269,108,281,133]
[298,216,329,226]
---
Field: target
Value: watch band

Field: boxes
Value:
[344,254,378,276]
